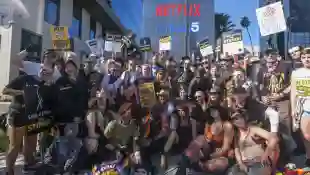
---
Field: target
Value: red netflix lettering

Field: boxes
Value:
[156,4,200,17]
[194,4,200,16]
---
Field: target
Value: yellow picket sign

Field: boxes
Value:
[50,26,69,40]
[50,26,70,49]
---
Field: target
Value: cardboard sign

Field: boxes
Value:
[159,36,171,51]
[50,26,70,49]
[140,37,152,52]
[256,1,287,36]
[138,82,156,108]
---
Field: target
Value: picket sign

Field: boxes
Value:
[159,36,172,51]
[198,38,213,57]
[222,29,244,55]
[256,1,287,36]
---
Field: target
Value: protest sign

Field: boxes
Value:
[223,29,244,55]
[104,33,122,53]
[85,39,104,57]
[159,36,171,51]
[138,81,156,108]
[198,38,213,57]
[256,1,287,36]
[140,37,152,52]
[50,26,71,49]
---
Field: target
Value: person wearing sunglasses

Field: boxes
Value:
[227,110,279,175]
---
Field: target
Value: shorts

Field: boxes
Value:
[302,111,310,117]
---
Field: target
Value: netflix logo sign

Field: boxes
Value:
[156,4,201,17]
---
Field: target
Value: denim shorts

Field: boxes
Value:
[302,111,310,117]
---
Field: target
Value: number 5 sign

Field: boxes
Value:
[191,22,199,33]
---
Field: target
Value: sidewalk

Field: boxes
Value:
[0,153,23,174]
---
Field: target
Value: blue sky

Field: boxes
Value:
[215,0,260,46]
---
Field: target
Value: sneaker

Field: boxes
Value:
[22,164,37,174]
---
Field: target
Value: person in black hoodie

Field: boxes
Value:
[42,53,87,173]
[3,54,58,175]
[54,52,86,126]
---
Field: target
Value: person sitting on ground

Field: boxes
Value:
[227,110,279,175]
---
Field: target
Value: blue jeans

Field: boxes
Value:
[44,136,83,172]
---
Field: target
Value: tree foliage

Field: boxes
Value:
[215,13,236,40]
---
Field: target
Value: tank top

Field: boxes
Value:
[238,128,265,162]
[204,124,224,146]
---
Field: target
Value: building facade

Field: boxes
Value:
[142,0,215,60]
[112,0,143,42]
[259,0,310,55]
[0,0,126,91]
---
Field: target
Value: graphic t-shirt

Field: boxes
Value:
[291,68,310,114]
[7,75,57,127]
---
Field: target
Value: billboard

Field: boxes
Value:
[289,0,310,32]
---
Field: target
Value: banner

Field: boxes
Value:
[140,37,152,52]
[138,81,156,108]
[104,33,122,53]
[256,1,287,36]
[50,26,71,49]
[198,38,213,57]
[223,29,244,55]
[159,36,171,51]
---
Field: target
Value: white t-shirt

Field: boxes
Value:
[291,67,310,113]
[22,61,61,80]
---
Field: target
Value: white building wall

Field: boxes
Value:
[0,0,94,91]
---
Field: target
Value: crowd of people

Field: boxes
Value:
[2,44,310,175]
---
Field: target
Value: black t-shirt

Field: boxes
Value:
[6,76,25,120]
[6,75,58,127]
[55,76,85,122]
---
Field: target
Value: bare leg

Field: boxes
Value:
[300,116,310,159]
[6,126,24,175]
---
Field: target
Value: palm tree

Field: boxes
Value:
[215,13,236,53]
[240,16,254,55]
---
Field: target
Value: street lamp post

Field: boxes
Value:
[185,0,189,56]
